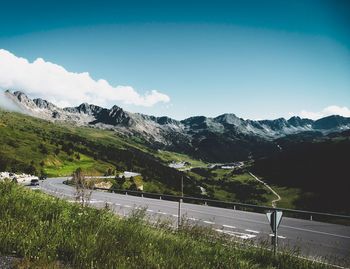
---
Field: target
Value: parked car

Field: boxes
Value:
[30,179,40,186]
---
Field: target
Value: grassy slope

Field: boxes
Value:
[252,133,350,214]
[0,110,203,175]
[44,153,109,177]
[0,110,193,195]
[0,110,302,208]
[155,149,208,168]
[0,110,116,176]
[265,186,301,209]
[186,167,281,206]
[0,182,330,269]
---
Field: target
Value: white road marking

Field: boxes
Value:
[172,214,178,217]
[156,211,167,215]
[124,205,131,208]
[89,200,104,204]
[223,224,236,229]
[281,225,350,240]
[215,229,256,239]
[239,234,257,239]
[245,229,260,234]
[30,187,41,190]
[147,209,154,212]
[203,220,215,224]
[188,217,198,221]
[269,234,286,239]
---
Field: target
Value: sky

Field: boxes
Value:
[0,0,349,120]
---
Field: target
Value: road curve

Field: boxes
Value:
[34,177,350,267]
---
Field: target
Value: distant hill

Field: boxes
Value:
[252,131,350,214]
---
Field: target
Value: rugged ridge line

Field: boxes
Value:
[3,90,350,161]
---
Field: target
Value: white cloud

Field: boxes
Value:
[0,91,22,112]
[0,49,170,107]
[291,105,350,120]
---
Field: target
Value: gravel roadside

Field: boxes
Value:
[0,256,19,269]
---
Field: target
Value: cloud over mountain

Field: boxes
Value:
[0,49,170,107]
[292,105,350,120]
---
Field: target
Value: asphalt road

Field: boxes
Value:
[34,177,350,267]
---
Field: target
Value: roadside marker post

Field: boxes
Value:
[266,210,283,255]
[178,198,182,229]
[177,176,184,229]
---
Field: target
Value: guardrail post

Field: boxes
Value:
[310,215,313,221]
[233,205,236,210]
[141,193,143,198]
[125,191,128,196]
[178,198,182,229]
[273,210,278,255]
[204,201,207,206]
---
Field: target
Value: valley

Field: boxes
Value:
[1,96,349,214]
[1,90,350,215]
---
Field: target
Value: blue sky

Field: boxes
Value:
[0,0,349,120]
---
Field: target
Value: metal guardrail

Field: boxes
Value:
[92,185,350,223]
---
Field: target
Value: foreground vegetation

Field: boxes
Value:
[0,182,330,269]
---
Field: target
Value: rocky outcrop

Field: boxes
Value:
[3,90,350,159]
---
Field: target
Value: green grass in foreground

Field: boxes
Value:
[0,182,331,269]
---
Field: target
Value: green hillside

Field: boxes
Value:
[0,110,202,195]
[0,110,295,206]
[3,109,346,212]
[252,132,350,214]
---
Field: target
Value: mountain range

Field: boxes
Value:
[3,90,350,161]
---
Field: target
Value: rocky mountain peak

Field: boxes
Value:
[8,90,37,110]
[313,115,350,129]
[33,98,57,110]
[13,91,31,103]
[287,116,313,127]
[214,113,241,125]
[110,105,122,111]
[77,103,95,115]
[156,116,179,126]
[109,105,128,119]
[258,118,288,131]
[63,103,103,116]
[2,90,350,149]
[13,90,28,99]
[181,116,207,125]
